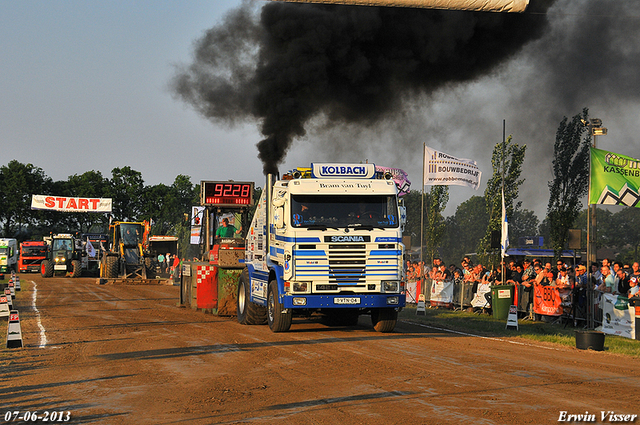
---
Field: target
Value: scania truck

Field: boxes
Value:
[238,163,406,333]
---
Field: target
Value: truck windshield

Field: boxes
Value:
[22,246,47,257]
[0,247,8,255]
[291,195,399,228]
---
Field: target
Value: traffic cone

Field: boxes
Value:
[14,275,20,291]
[0,295,9,319]
[6,310,23,348]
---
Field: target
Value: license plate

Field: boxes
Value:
[334,297,360,305]
[54,265,66,271]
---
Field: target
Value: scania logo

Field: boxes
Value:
[325,236,370,242]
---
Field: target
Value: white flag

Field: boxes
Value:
[501,188,509,257]
[86,237,97,258]
[424,146,482,190]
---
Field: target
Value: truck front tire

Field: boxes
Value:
[267,280,292,332]
[237,269,267,325]
[371,308,398,333]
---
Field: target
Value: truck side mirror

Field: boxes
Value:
[398,206,407,232]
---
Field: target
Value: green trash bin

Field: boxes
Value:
[490,284,515,320]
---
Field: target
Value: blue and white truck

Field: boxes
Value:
[237,163,406,332]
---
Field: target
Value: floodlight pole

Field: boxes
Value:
[585,118,607,329]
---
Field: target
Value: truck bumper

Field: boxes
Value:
[283,294,405,309]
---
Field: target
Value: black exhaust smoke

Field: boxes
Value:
[172,0,555,175]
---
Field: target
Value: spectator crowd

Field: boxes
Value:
[405,255,640,321]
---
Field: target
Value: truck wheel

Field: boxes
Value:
[267,280,292,332]
[105,256,119,279]
[237,269,267,325]
[371,308,398,333]
[71,260,82,278]
[41,260,53,278]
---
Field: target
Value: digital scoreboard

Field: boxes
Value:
[201,181,254,207]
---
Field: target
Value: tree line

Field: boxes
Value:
[0,161,200,257]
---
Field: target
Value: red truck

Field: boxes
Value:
[18,241,48,273]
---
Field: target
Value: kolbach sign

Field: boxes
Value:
[31,195,113,213]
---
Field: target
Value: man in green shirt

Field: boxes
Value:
[216,218,238,238]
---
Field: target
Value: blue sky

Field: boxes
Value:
[2,0,639,220]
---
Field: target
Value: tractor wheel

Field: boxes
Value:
[105,256,119,279]
[237,268,267,325]
[71,260,82,278]
[267,280,292,332]
[41,260,54,278]
[370,308,398,333]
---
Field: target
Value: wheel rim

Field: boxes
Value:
[268,290,275,322]
[238,281,246,314]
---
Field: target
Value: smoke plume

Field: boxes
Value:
[172,0,555,175]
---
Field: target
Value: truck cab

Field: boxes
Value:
[240,163,406,333]
[0,238,19,274]
[18,241,47,273]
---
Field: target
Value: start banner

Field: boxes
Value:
[31,195,112,213]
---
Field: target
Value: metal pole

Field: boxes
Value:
[501,120,506,285]
[587,131,596,329]
[421,143,425,296]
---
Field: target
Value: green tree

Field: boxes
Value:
[440,196,489,264]
[510,207,540,245]
[0,160,51,236]
[107,166,145,221]
[478,136,526,266]
[547,108,591,261]
[423,186,449,264]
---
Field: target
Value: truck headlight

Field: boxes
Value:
[386,296,399,305]
[382,281,399,292]
[293,297,307,306]
[293,281,309,292]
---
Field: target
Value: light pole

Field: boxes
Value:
[584,118,607,329]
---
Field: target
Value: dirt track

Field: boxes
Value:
[1,275,639,424]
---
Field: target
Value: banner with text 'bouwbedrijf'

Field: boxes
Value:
[590,147,640,207]
[423,146,482,190]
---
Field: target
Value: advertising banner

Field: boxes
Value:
[31,195,112,213]
[601,293,635,340]
[430,279,454,307]
[424,146,482,190]
[533,285,564,317]
[590,147,640,207]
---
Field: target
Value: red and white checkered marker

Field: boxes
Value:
[6,310,23,348]
[0,295,9,318]
[3,288,13,309]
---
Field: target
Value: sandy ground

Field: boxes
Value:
[1,275,639,424]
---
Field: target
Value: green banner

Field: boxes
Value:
[590,147,640,207]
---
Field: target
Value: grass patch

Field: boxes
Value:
[399,306,640,358]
